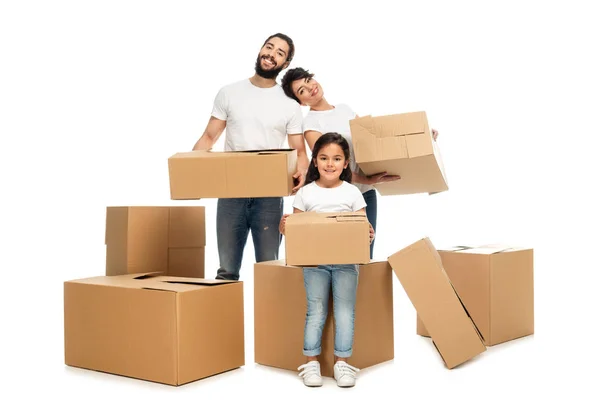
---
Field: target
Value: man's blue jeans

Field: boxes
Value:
[215,197,283,281]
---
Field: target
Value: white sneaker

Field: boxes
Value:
[298,360,323,387]
[333,361,360,387]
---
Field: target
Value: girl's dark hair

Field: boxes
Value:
[305,132,353,185]
[281,67,314,103]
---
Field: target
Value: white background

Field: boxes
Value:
[2,0,599,398]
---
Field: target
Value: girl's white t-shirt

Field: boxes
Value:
[293,181,367,213]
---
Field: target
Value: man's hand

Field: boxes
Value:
[279,214,291,235]
[365,172,401,185]
[369,223,375,244]
[291,169,306,194]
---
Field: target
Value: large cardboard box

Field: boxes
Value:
[64,273,244,386]
[285,212,370,265]
[417,245,534,346]
[168,149,297,199]
[349,111,448,196]
[254,260,394,377]
[388,238,486,369]
[105,206,205,278]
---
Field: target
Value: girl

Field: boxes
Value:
[281,67,439,259]
[280,132,374,388]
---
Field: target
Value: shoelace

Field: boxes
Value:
[298,362,320,378]
[336,363,360,377]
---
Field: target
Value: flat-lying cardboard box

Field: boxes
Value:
[388,238,486,368]
[105,206,205,278]
[64,273,244,386]
[254,260,394,377]
[285,212,370,265]
[168,149,297,199]
[349,111,448,196]
[417,244,534,346]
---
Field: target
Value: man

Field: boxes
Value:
[192,33,309,281]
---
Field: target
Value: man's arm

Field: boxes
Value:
[192,116,227,150]
[287,133,309,193]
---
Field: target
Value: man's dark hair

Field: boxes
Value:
[263,33,295,63]
[281,67,314,103]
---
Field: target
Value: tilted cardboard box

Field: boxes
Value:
[417,245,534,346]
[349,111,448,196]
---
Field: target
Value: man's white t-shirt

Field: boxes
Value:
[302,104,374,194]
[293,181,367,213]
[211,79,303,151]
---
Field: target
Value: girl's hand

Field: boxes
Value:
[279,214,290,235]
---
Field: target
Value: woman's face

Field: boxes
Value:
[291,75,324,106]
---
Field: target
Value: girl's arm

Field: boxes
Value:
[279,207,304,235]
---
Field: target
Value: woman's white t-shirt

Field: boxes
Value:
[302,104,374,194]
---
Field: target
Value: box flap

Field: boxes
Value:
[372,112,427,138]
[388,238,486,369]
[333,214,367,222]
[234,149,296,154]
[442,244,530,255]
[140,279,237,293]
[66,272,164,287]
[289,212,366,223]
[168,206,206,247]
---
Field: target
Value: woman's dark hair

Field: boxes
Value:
[305,132,352,185]
[281,67,314,103]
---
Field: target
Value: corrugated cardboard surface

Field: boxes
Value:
[64,273,244,386]
[349,111,448,195]
[105,206,205,278]
[388,238,486,369]
[285,212,370,265]
[254,260,393,377]
[168,149,297,199]
[418,245,534,346]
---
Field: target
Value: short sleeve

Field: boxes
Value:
[287,104,303,135]
[302,112,323,134]
[210,87,228,121]
[351,187,367,212]
[292,186,307,211]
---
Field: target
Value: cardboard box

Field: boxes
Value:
[105,206,205,278]
[64,273,244,386]
[417,245,534,346]
[254,260,394,377]
[388,238,486,368]
[285,212,370,265]
[349,111,448,196]
[168,149,297,199]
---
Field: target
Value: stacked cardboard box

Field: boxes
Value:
[105,206,206,278]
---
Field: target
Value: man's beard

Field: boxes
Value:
[254,54,284,79]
